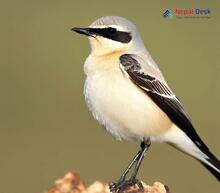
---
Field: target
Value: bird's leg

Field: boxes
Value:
[115,140,151,191]
[109,139,151,193]
[109,150,141,192]
[130,139,151,181]
[118,150,142,183]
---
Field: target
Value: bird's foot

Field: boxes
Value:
[109,177,144,193]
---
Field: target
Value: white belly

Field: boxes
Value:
[84,68,172,141]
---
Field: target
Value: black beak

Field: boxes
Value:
[71,27,95,37]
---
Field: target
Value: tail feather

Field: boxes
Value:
[199,151,220,181]
[165,125,220,181]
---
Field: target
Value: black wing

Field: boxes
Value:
[119,54,209,152]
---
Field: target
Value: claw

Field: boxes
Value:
[109,182,117,192]
[109,178,143,193]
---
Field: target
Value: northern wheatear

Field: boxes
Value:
[72,16,220,191]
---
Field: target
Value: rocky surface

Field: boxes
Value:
[45,172,170,193]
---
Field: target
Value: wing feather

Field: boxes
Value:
[119,54,210,152]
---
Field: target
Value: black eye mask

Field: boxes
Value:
[89,27,132,43]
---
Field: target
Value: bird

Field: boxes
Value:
[72,16,220,192]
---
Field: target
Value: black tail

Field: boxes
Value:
[199,150,220,181]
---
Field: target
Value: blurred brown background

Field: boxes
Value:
[0,1,219,193]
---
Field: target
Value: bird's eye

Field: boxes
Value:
[107,27,117,34]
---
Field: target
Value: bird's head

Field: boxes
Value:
[72,16,145,56]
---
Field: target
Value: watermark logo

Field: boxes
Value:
[163,8,211,19]
[163,10,173,18]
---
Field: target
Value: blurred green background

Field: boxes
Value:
[0,1,219,193]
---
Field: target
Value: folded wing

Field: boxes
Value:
[119,54,208,151]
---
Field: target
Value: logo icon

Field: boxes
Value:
[163,10,173,18]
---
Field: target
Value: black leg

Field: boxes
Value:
[130,140,151,180]
[109,139,151,192]
[109,150,141,192]
[118,150,141,182]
